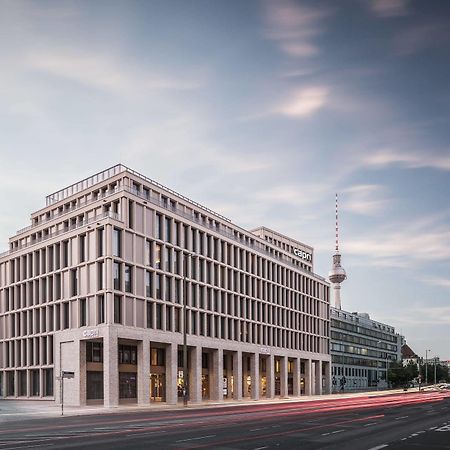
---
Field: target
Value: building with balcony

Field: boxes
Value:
[0,164,331,406]
[330,307,401,391]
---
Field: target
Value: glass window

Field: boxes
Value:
[113,228,122,257]
[154,244,161,269]
[124,265,132,293]
[114,295,122,324]
[86,341,104,362]
[155,214,162,239]
[79,298,86,327]
[87,371,104,400]
[145,271,152,298]
[97,227,104,257]
[119,372,137,399]
[97,295,105,324]
[113,262,121,291]
[119,345,137,364]
[79,234,86,263]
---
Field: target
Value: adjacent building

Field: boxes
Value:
[0,164,331,406]
[330,307,402,391]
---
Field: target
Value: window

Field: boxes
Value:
[151,348,165,366]
[156,213,162,239]
[156,274,161,299]
[146,302,153,328]
[154,244,161,269]
[114,295,122,324]
[118,345,137,364]
[79,234,86,263]
[97,295,105,324]
[79,298,87,327]
[97,262,104,290]
[62,240,69,268]
[97,227,104,257]
[63,302,70,329]
[87,371,103,400]
[145,271,152,297]
[156,303,162,329]
[44,368,53,396]
[124,265,132,293]
[113,228,122,257]
[145,240,151,265]
[113,262,121,291]
[86,341,104,362]
[119,372,137,399]
[165,217,171,242]
[71,269,77,296]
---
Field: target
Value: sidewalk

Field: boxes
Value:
[0,387,421,422]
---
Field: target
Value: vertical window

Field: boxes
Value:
[156,274,161,299]
[79,234,86,263]
[97,295,105,324]
[97,262,104,290]
[165,217,171,242]
[97,227,104,257]
[71,269,78,297]
[124,264,132,293]
[114,295,122,324]
[62,241,69,268]
[128,200,134,229]
[155,213,162,239]
[145,271,152,297]
[79,298,87,327]
[113,228,122,257]
[156,304,162,329]
[146,302,153,328]
[63,302,70,329]
[165,247,171,271]
[145,240,151,265]
[154,244,161,269]
[113,262,122,291]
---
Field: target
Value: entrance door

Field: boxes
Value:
[150,374,166,402]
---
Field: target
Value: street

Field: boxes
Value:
[0,391,449,449]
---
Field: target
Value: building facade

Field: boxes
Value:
[330,307,401,391]
[0,164,331,406]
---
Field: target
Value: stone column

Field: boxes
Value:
[305,358,312,396]
[79,340,87,406]
[250,353,260,400]
[266,354,275,398]
[280,356,288,397]
[315,360,322,395]
[211,348,223,402]
[189,346,202,403]
[232,350,242,401]
[293,357,300,397]
[324,361,331,395]
[103,329,119,407]
[137,339,150,405]
[166,343,178,405]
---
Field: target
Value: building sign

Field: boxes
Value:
[293,248,312,262]
[82,329,99,338]
[260,347,271,355]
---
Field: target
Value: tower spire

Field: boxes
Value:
[329,193,347,310]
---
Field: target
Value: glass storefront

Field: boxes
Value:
[119,372,137,399]
[87,371,104,400]
[150,374,165,401]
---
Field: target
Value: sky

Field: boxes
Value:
[0,0,449,359]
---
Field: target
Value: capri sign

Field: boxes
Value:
[293,248,312,262]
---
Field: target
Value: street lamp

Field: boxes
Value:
[425,349,431,385]
[182,251,195,407]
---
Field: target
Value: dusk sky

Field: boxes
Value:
[1,0,449,359]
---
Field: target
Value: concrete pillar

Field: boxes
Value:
[166,343,178,405]
[211,348,223,402]
[315,360,322,395]
[103,330,119,407]
[137,339,150,405]
[79,340,87,406]
[293,357,300,397]
[305,358,312,396]
[189,346,202,403]
[280,356,288,397]
[266,354,275,398]
[232,350,242,401]
[324,361,331,395]
[250,353,259,400]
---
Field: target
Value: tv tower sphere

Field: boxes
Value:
[329,194,346,309]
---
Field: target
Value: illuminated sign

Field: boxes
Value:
[293,248,312,262]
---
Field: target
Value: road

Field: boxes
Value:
[0,391,449,449]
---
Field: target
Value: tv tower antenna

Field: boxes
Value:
[328,193,347,309]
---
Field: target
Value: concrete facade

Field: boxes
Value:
[0,164,331,405]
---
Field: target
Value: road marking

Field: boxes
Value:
[395,416,408,420]
[331,429,345,434]
[321,432,330,436]
[436,425,450,432]
[364,422,378,427]
[367,445,388,450]
[176,435,216,443]
[250,428,264,432]
[254,447,268,450]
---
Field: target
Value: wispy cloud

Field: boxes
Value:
[278,86,328,117]
[262,0,331,57]
[370,0,409,18]
[343,184,389,216]
[420,276,450,289]
[26,51,202,95]
[361,148,450,171]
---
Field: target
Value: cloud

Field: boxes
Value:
[361,148,450,171]
[394,22,450,55]
[420,276,450,289]
[370,0,409,18]
[278,86,328,117]
[26,51,201,95]
[262,0,331,57]
[342,184,389,216]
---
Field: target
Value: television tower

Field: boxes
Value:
[328,193,346,309]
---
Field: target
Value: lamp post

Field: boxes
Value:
[182,251,194,407]
[425,349,431,386]
[434,357,437,386]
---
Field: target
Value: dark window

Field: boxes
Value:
[113,228,122,257]
[87,371,104,400]
[113,262,121,291]
[114,295,122,324]
[146,302,153,328]
[119,372,137,399]
[124,265,132,293]
[71,269,77,296]
[145,271,152,297]
[79,298,86,327]
[97,262,104,290]
[63,302,70,329]
[44,368,53,396]
[79,234,86,263]
[97,295,105,324]
[156,214,162,239]
[97,227,104,257]
[150,348,165,366]
[156,303,162,329]
[86,341,103,362]
[118,345,137,364]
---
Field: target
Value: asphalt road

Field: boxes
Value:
[0,391,449,449]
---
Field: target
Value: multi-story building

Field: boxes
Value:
[0,164,331,406]
[330,307,401,391]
